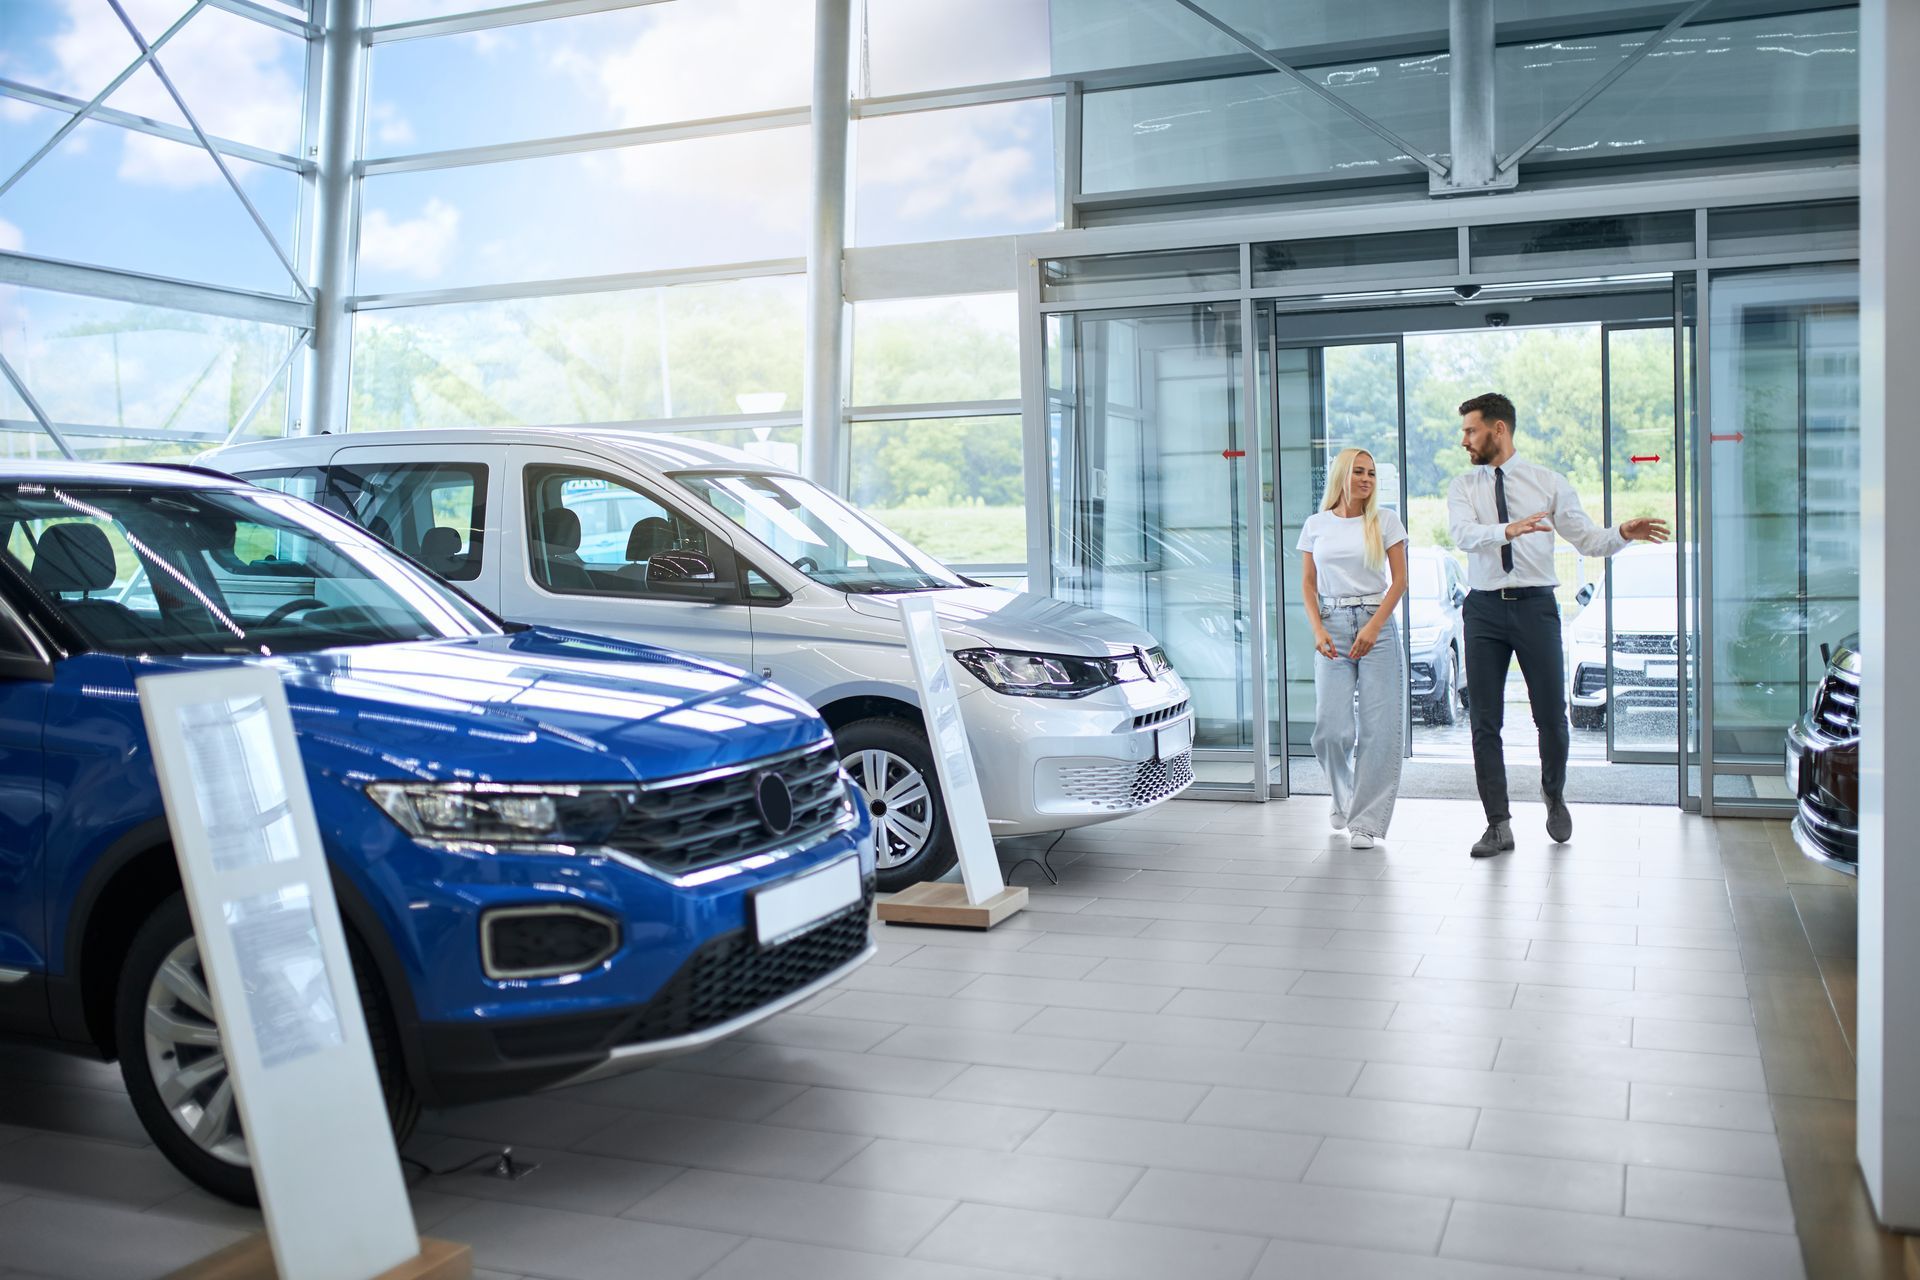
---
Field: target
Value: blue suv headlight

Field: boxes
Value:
[366,781,633,849]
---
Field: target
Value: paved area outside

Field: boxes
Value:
[0,797,1895,1280]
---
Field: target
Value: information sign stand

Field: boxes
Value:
[874,597,1027,929]
[139,667,471,1280]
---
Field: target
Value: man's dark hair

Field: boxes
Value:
[1458,392,1516,432]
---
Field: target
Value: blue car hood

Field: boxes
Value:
[135,627,826,786]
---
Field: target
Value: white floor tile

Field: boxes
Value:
[1440,1198,1805,1280]
[911,1202,1267,1280]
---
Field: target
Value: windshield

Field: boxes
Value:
[672,471,967,594]
[1,481,504,656]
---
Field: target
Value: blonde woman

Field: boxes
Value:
[1297,448,1409,847]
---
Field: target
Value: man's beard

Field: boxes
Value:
[1468,443,1496,465]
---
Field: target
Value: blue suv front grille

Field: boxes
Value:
[609,740,846,873]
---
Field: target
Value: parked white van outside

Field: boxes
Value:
[206,429,1195,889]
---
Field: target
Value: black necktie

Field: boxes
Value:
[1494,467,1513,574]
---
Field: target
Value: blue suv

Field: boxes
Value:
[0,464,875,1202]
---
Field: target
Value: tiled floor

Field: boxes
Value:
[0,797,1906,1280]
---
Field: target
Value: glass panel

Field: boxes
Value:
[853,100,1058,246]
[1081,56,1448,195]
[3,0,196,93]
[1042,247,1238,302]
[1253,229,1457,289]
[1496,10,1859,165]
[349,277,805,429]
[364,0,811,157]
[1047,304,1257,790]
[1270,342,1405,761]
[1049,0,1447,76]
[862,0,1051,97]
[95,10,307,154]
[0,106,302,293]
[355,128,809,293]
[1602,326,1681,757]
[0,285,297,450]
[1708,201,1859,259]
[851,294,1018,406]
[1706,265,1859,775]
[1470,213,1694,275]
[848,416,1024,567]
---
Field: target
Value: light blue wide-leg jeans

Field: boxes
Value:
[1312,604,1405,839]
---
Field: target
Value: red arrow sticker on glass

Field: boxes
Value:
[1710,432,1745,443]
[1630,455,1661,463]
[1222,449,1246,458]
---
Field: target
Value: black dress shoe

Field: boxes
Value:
[1471,822,1515,858]
[1546,796,1573,843]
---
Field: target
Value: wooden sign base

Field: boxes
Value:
[876,881,1027,929]
[163,1234,472,1280]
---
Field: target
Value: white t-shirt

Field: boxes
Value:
[1296,507,1408,598]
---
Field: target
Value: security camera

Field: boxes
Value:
[1453,284,1482,300]
[1485,312,1510,328]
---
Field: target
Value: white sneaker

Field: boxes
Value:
[1349,833,1377,849]
[1329,809,1347,830]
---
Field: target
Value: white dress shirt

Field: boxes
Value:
[1446,454,1626,591]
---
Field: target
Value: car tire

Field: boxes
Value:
[1430,658,1457,727]
[1453,649,1470,714]
[116,893,419,1206]
[836,718,956,893]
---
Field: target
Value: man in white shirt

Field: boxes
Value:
[1447,392,1669,858]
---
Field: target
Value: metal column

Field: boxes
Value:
[802,0,852,488]
[301,0,369,436]
[1436,0,1514,194]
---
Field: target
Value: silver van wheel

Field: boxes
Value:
[844,748,935,870]
[143,938,248,1168]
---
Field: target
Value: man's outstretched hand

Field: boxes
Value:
[1621,517,1671,544]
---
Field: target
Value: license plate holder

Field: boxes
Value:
[752,856,861,947]
[1644,660,1677,683]
[1155,717,1192,761]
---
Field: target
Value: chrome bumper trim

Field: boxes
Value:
[537,938,876,1090]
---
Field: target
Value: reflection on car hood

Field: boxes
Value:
[137,627,825,785]
[844,587,1159,657]
[1608,598,1683,634]
[1407,599,1450,630]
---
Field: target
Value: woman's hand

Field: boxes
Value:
[1348,624,1381,659]
[1314,629,1339,659]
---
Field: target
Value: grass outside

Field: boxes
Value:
[869,504,1027,566]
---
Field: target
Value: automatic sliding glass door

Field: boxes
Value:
[1265,329,1409,790]
[1045,304,1266,796]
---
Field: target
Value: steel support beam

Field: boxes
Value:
[1433,0,1515,195]
[367,0,667,44]
[0,351,76,459]
[0,252,314,327]
[1497,0,1714,174]
[802,0,852,488]
[1168,0,1448,181]
[0,79,305,176]
[302,0,369,435]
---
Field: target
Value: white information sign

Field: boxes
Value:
[897,596,1006,905]
[139,667,420,1280]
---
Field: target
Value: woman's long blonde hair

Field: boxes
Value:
[1320,447,1385,571]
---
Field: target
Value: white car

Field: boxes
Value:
[205,429,1194,889]
[1566,542,1688,730]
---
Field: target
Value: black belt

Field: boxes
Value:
[1471,586,1556,601]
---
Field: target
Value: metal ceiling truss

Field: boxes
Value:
[1166,0,1718,197]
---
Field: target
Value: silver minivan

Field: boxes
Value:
[208,428,1195,889]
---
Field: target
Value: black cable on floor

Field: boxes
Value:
[1004,830,1066,886]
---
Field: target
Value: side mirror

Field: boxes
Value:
[0,651,55,683]
[643,550,734,601]
[1450,586,1466,608]
[1574,584,1596,608]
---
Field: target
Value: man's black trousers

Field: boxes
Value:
[1463,588,1569,823]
